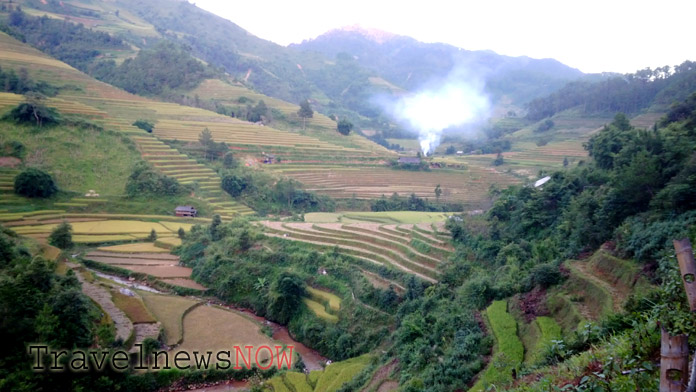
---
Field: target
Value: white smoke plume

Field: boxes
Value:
[382,69,491,155]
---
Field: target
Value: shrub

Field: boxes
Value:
[132,119,155,133]
[125,162,185,197]
[14,168,58,198]
[3,93,60,127]
[526,263,563,289]
[49,221,73,249]
[337,119,353,135]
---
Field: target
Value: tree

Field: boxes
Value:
[445,145,457,155]
[147,229,157,242]
[248,100,269,123]
[434,184,442,202]
[125,162,184,197]
[14,168,58,198]
[199,128,214,160]
[132,119,155,133]
[3,93,60,127]
[297,99,313,130]
[210,215,222,241]
[221,174,248,197]
[266,272,305,324]
[48,221,73,249]
[493,152,504,166]
[337,119,353,135]
[222,152,236,168]
[535,119,554,133]
[177,227,185,239]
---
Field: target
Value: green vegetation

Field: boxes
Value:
[125,162,187,198]
[527,61,696,120]
[132,119,155,133]
[1,122,139,195]
[14,167,57,197]
[469,300,523,391]
[314,354,372,392]
[48,221,73,249]
[220,169,334,215]
[0,226,99,390]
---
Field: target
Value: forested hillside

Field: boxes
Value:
[526,61,696,120]
[1,0,586,130]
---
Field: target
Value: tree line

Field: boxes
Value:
[526,61,696,121]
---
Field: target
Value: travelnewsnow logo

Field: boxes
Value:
[29,344,294,372]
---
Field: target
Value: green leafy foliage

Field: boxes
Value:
[48,221,73,249]
[3,93,60,127]
[176,219,392,360]
[125,162,187,197]
[96,41,213,96]
[0,228,98,390]
[5,10,127,72]
[526,61,696,120]
[0,65,57,96]
[14,167,58,198]
[132,119,155,133]
[220,169,334,215]
[336,119,353,135]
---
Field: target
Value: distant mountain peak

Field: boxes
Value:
[328,24,398,44]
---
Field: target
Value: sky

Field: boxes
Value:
[191,0,694,74]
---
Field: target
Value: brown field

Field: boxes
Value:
[268,165,520,206]
[161,278,207,291]
[119,265,193,278]
[140,292,200,345]
[173,305,285,368]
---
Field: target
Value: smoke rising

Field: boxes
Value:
[381,69,491,155]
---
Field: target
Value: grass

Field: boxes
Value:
[469,300,524,392]
[303,298,338,323]
[284,372,313,392]
[140,292,200,345]
[307,287,341,312]
[314,354,371,392]
[111,291,157,323]
[0,121,139,196]
[536,317,562,349]
[267,377,291,392]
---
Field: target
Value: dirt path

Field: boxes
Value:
[67,262,133,342]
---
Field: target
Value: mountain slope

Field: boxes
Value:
[292,27,584,104]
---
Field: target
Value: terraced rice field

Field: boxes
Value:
[305,211,452,224]
[173,304,282,369]
[140,293,201,345]
[261,221,454,283]
[191,79,337,130]
[130,135,255,219]
[9,219,192,243]
[268,165,520,206]
[85,250,205,290]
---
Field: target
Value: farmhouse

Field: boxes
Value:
[175,206,197,217]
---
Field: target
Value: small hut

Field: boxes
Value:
[175,206,197,217]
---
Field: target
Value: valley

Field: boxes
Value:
[0,1,694,391]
